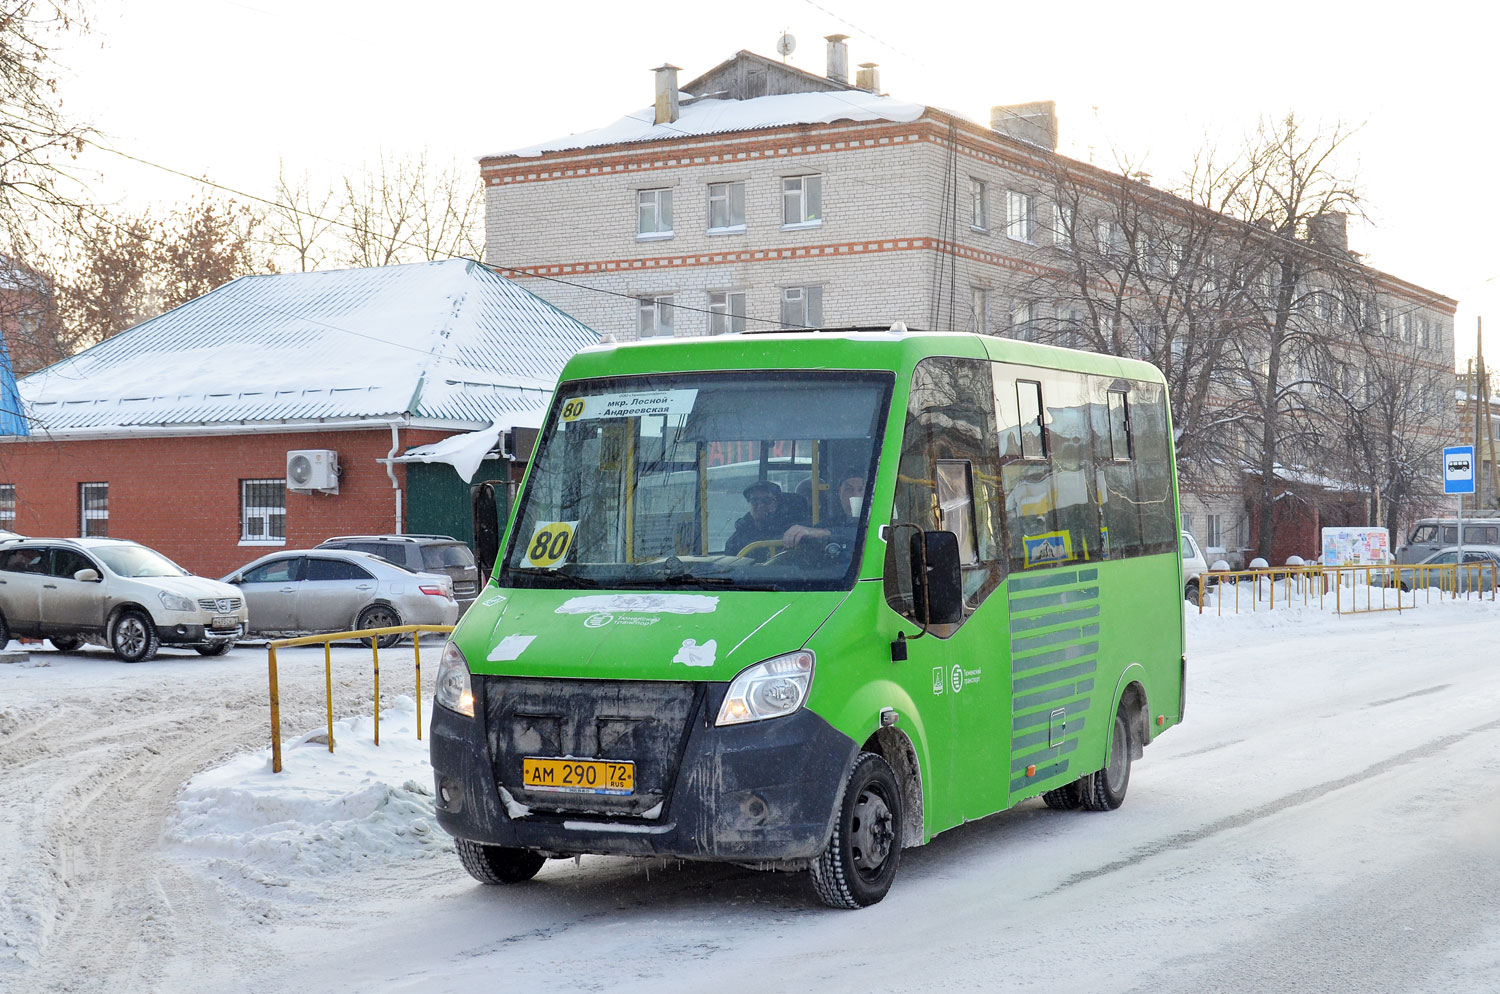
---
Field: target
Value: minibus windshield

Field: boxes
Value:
[501,370,893,592]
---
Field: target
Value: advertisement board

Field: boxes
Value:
[1320,527,1390,566]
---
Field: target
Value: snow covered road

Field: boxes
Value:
[3,598,1499,993]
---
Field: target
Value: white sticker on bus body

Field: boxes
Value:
[671,638,717,667]
[488,634,537,661]
[555,594,719,616]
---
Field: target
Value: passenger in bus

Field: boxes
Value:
[783,471,865,551]
[726,481,803,560]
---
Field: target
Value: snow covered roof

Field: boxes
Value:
[493,89,927,159]
[19,259,598,434]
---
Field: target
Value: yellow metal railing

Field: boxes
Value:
[1193,562,1497,615]
[266,624,456,773]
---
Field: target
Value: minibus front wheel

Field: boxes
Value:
[810,752,903,909]
[455,838,546,884]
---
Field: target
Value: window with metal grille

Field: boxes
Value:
[241,479,286,543]
[80,482,108,537]
[0,484,14,529]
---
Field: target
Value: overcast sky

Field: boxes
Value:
[53,0,1494,368]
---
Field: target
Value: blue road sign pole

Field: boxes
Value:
[1444,445,1477,575]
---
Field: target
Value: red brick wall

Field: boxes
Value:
[0,426,452,578]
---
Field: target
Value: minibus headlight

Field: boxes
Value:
[435,641,475,718]
[716,651,814,726]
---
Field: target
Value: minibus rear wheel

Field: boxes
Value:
[1079,709,1132,811]
[454,838,546,884]
[810,752,902,909]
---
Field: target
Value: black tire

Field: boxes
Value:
[1184,580,1200,603]
[1041,779,1085,810]
[0,611,10,647]
[49,634,85,652]
[1080,709,1132,811]
[810,752,903,909]
[357,605,403,649]
[454,838,546,884]
[110,609,160,663]
[196,641,233,656]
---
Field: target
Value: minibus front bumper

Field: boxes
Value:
[430,676,857,863]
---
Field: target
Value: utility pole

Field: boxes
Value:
[1482,319,1500,508]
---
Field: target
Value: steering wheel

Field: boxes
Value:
[736,539,785,559]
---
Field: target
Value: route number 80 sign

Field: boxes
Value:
[523,520,578,568]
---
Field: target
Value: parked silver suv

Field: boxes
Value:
[316,534,481,612]
[0,538,247,662]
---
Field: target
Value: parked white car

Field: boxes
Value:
[0,538,248,662]
[223,548,459,647]
[1181,531,1210,602]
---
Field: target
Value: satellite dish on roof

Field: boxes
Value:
[777,33,796,59]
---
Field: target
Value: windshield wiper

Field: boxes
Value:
[507,567,602,588]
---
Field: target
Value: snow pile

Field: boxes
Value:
[168,696,450,882]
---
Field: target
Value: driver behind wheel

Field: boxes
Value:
[725,481,802,560]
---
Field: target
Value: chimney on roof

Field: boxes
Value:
[825,34,850,84]
[990,101,1058,151]
[856,62,880,94]
[653,63,681,125]
[1307,212,1349,253]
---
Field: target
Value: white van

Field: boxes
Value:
[1396,517,1500,565]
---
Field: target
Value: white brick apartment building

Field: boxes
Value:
[479,40,1458,565]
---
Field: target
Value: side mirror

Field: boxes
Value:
[910,531,963,625]
[227,575,242,585]
[73,568,101,583]
[471,482,501,576]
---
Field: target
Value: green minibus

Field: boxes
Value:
[431,328,1186,908]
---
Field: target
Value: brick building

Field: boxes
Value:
[480,41,1458,564]
[1,259,596,577]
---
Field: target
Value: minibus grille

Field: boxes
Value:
[480,676,701,818]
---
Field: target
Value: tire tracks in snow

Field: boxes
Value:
[1048,714,1500,895]
[0,667,330,994]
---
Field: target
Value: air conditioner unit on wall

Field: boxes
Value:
[287,449,340,494]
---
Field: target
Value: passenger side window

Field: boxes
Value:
[885,358,1007,626]
[1408,525,1437,544]
[243,558,301,584]
[49,549,96,579]
[1467,525,1498,544]
[1,548,44,573]
[304,558,374,582]
[1443,526,1458,544]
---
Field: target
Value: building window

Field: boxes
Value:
[1010,301,1039,341]
[637,188,673,239]
[780,286,823,329]
[1006,191,1034,242]
[0,484,14,531]
[707,182,746,232]
[637,295,676,337]
[782,175,822,227]
[1419,318,1431,347]
[708,290,746,334]
[970,287,990,334]
[1399,312,1412,342]
[970,179,987,230]
[1097,218,1124,256]
[241,480,287,543]
[1205,514,1223,548]
[79,482,108,537]
[1054,202,1075,251]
